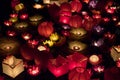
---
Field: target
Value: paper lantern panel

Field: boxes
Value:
[2,56,24,78]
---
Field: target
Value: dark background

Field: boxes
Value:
[0,0,120,80]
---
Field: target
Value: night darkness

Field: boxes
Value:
[0,0,120,80]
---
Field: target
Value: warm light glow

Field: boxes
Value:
[110,46,120,61]
[49,33,59,41]
[5,46,12,50]
[89,55,99,65]
[38,21,54,38]
[2,56,24,78]
[106,8,115,14]
[114,45,120,52]
[117,21,120,26]
[70,0,82,13]
[1,0,120,79]
[14,22,28,29]
[10,13,18,18]
[27,39,39,47]
[69,67,92,80]
[73,46,80,50]
[22,33,32,40]
[33,4,44,9]
[0,38,20,55]
[43,0,50,4]
[92,14,101,19]
[67,52,88,70]
[59,16,70,24]
[82,0,89,4]
[4,20,12,26]
[112,16,117,21]
[103,17,110,22]
[84,15,90,19]
[48,55,69,77]
[9,17,18,23]
[59,11,72,17]
[3,56,14,65]
[7,30,16,37]
[69,41,87,51]
[93,65,104,73]
[20,13,28,20]
[81,11,88,16]
[1,43,14,52]
[70,28,87,38]
[92,39,104,47]
[37,45,47,51]
[43,40,54,47]
[27,65,40,76]
[29,15,43,22]
[50,1,60,6]
[15,3,24,11]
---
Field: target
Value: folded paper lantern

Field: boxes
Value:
[69,67,92,80]
[2,56,24,78]
[67,52,88,70]
[47,55,69,77]
[110,45,120,61]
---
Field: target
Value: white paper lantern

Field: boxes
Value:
[2,56,24,78]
